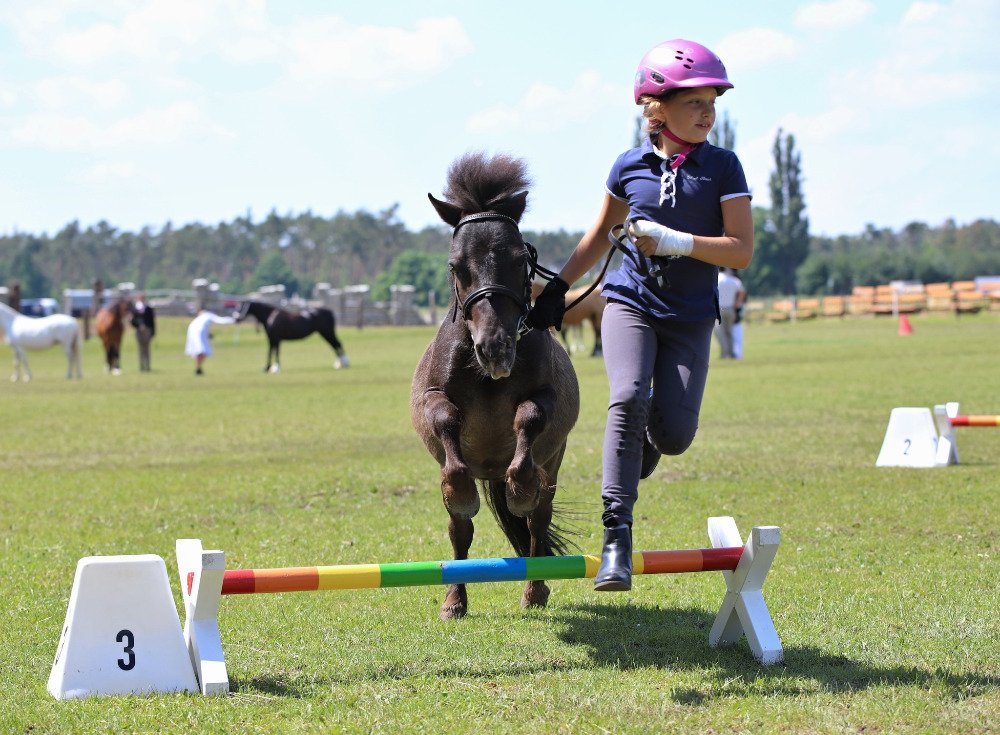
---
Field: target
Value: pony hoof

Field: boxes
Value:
[440,585,468,620]
[505,489,538,518]
[442,492,480,519]
[439,602,468,621]
[521,581,550,609]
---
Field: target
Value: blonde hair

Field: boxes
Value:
[638,92,679,136]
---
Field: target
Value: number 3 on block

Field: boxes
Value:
[117,629,136,671]
[47,555,198,699]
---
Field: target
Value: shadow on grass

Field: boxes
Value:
[229,603,998,701]
[551,602,999,703]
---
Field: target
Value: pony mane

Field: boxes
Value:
[443,152,531,220]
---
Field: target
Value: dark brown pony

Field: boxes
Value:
[411,152,580,620]
[531,280,605,357]
[236,300,349,373]
[94,299,131,375]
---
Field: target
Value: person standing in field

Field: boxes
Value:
[526,39,753,591]
[185,309,235,375]
[130,292,156,371]
[715,267,746,359]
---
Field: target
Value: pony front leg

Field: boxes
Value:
[424,391,479,518]
[505,387,556,516]
[440,513,474,620]
[522,502,556,609]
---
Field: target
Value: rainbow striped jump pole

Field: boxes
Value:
[934,401,1000,465]
[176,516,782,696]
[948,415,1000,427]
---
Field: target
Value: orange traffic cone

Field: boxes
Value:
[898,314,913,335]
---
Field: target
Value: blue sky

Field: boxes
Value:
[1,0,997,240]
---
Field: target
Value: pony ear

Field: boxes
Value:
[428,194,463,227]
[496,190,528,222]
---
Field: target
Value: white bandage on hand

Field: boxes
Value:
[629,219,694,257]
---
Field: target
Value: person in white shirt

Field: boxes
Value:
[185,309,236,375]
[715,268,746,359]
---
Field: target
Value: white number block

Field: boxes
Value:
[48,555,198,699]
[875,407,939,468]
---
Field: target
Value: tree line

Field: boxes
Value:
[2,130,999,304]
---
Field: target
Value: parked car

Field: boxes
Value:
[19,297,61,316]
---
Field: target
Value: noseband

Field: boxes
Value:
[450,212,540,338]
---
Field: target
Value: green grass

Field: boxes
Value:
[2,312,998,733]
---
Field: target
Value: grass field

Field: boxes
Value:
[2,311,998,734]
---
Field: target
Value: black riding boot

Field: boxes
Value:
[639,431,660,480]
[594,523,632,592]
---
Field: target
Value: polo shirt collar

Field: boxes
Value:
[640,133,704,166]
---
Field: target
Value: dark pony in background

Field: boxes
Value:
[94,299,131,375]
[236,300,349,373]
[411,152,580,620]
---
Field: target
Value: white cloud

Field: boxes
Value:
[714,28,799,73]
[73,161,137,184]
[795,0,874,29]
[32,77,128,110]
[778,107,860,141]
[0,83,18,108]
[283,17,472,89]
[902,2,944,24]
[9,101,211,150]
[466,71,618,133]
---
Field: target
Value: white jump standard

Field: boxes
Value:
[877,401,998,467]
[177,516,783,696]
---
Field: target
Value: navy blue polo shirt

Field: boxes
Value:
[602,135,751,321]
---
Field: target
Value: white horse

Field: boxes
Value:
[0,301,82,382]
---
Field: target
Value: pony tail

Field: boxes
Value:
[482,479,577,557]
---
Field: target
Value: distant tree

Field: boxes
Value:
[250,250,299,296]
[742,207,776,296]
[746,129,809,295]
[371,250,449,306]
[6,237,50,297]
[709,110,736,150]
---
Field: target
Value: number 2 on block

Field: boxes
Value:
[116,629,136,671]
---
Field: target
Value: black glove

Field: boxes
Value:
[525,277,569,331]
[734,305,744,324]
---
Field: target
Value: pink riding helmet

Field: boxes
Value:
[634,39,733,103]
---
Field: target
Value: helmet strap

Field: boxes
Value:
[659,127,695,171]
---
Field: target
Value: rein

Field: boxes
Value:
[449,212,624,336]
[608,222,670,284]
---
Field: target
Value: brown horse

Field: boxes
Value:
[94,299,131,375]
[531,280,605,357]
[411,152,580,620]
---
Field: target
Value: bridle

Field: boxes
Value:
[449,212,639,337]
[449,212,541,338]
